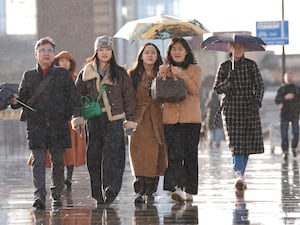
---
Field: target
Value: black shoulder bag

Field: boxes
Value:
[20,72,54,121]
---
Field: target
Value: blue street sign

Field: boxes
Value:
[256,21,289,45]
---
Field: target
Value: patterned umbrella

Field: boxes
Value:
[114,15,209,41]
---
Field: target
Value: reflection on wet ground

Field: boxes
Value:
[1,121,300,224]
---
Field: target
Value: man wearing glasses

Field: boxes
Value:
[10,37,79,209]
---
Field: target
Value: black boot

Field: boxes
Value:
[65,165,74,190]
[51,192,62,207]
[134,194,146,204]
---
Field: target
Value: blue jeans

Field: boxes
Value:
[207,128,224,146]
[233,154,249,176]
[280,116,299,153]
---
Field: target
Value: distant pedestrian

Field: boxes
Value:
[71,35,136,206]
[127,43,167,204]
[213,42,264,196]
[10,37,79,209]
[274,71,300,160]
[204,89,224,148]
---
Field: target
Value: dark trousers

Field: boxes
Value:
[280,116,299,153]
[134,176,159,196]
[163,123,201,195]
[31,147,65,200]
[86,116,125,202]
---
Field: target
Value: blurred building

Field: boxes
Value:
[0,0,5,35]
[0,0,180,82]
[36,0,117,70]
[36,0,180,70]
[114,0,180,68]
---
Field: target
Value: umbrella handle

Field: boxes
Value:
[232,51,235,70]
[16,99,36,112]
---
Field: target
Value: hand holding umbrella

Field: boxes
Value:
[0,83,36,111]
[201,33,266,70]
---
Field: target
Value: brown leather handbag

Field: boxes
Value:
[150,76,187,103]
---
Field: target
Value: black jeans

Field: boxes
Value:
[86,115,125,202]
[163,123,201,195]
[280,116,299,153]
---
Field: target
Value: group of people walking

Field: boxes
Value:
[8,34,267,209]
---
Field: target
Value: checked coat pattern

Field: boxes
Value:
[213,57,264,155]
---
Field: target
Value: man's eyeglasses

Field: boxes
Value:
[38,49,55,54]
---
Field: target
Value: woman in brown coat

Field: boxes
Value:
[71,35,137,206]
[54,51,86,190]
[128,43,167,204]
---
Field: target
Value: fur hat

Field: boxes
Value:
[94,35,113,51]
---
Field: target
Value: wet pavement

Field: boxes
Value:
[1,121,300,224]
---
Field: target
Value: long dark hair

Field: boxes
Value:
[128,43,163,91]
[85,51,123,83]
[166,37,196,69]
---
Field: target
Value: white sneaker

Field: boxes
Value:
[171,187,186,202]
[185,193,193,202]
[172,203,185,219]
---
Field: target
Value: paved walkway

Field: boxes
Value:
[1,128,300,225]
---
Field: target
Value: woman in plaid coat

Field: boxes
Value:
[213,43,264,193]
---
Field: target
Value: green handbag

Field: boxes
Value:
[81,85,106,120]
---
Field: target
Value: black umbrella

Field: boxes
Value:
[201,33,266,52]
[201,33,266,69]
[0,82,19,92]
[0,82,35,111]
[0,83,17,110]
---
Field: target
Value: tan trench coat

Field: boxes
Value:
[162,64,202,124]
[129,73,167,177]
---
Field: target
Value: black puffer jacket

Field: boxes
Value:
[275,83,300,118]
[13,64,79,149]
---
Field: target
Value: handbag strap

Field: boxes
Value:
[97,84,106,100]
[28,69,55,106]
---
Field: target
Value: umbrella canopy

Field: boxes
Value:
[0,82,36,111]
[0,83,18,110]
[0,82,18,93]
[114,15,209,41]
[201,33,266,52]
